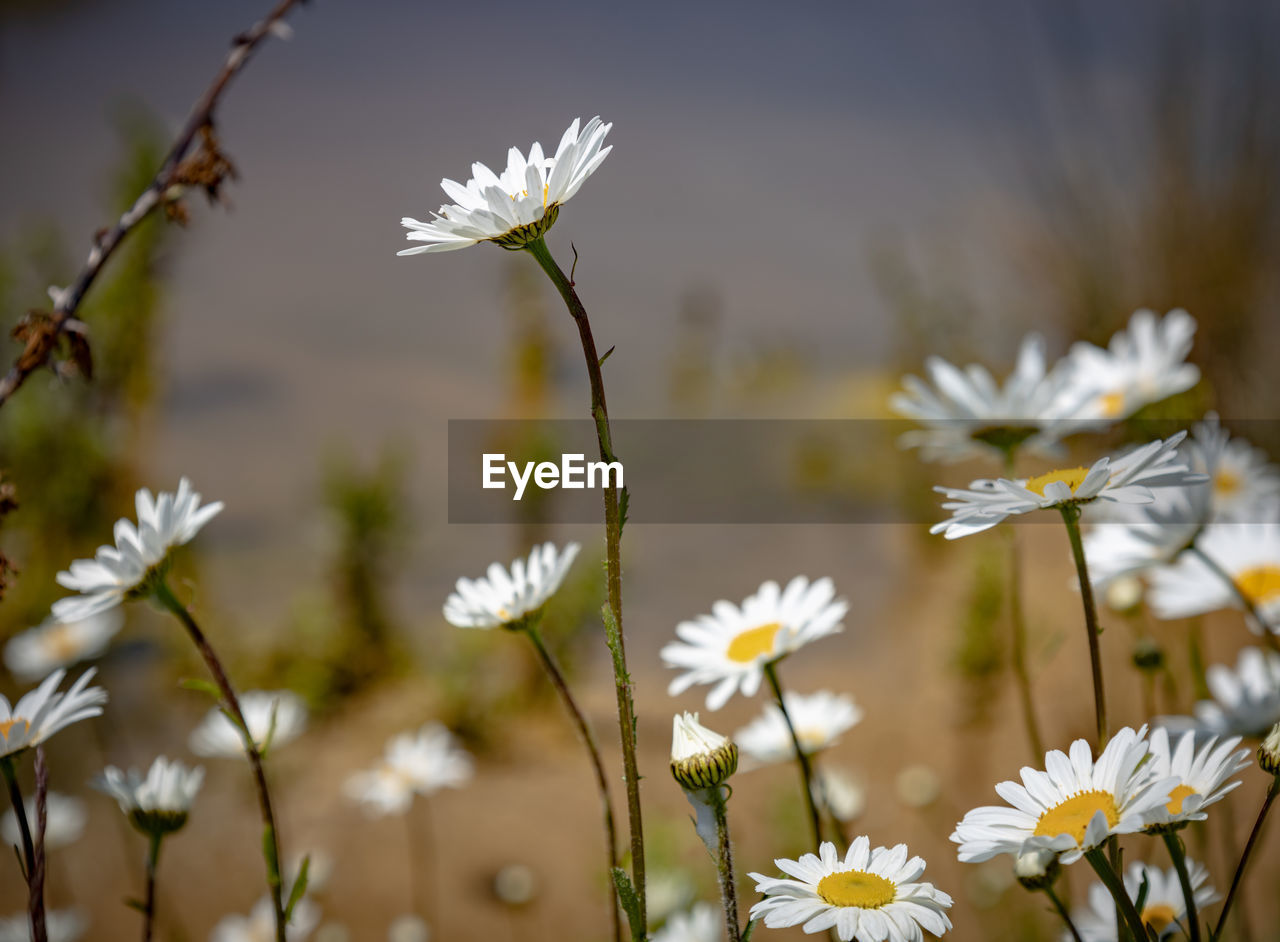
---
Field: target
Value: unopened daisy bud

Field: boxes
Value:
[1013,848,1060,891]
[1260,722,1280,777]
[670,712,737,791]
[94,757,204,838]
[1132,637,1165,672]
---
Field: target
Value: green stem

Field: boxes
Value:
[1187,545,1280,655]
[706,788,742,942]
[142,832,163,942]
[1084,848,1149,942]
[1,756,45,942]
[153,580,287,942]
[762,662,823,848]
[523,625,623,942]
[1211,777,1279,942]
[1044,885,1084,942]
[1161,830,1201,942]
[1060,506,1108,747]
[524,236,645,933]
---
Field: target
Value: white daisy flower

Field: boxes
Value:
[931,433,1206,540]
[1261,722,1280,775]
[1147,523,1280,634]
[1187,414,1280,523]
[399,116,612,254]
[652,902,719,942]
[815,767,867,823]
[662,576,847,710]
[749,838,953,942]
[52,478,223,622]
[4,609,124,682]
[94,756,204,835]
[1069,860,1218,942]
[1140,728,1249,830]
[209,896,318,942]
[0,908,87,942]
[1159,647,1280,739]
[189,690,307,758]
[1069,309,1200,421]
[951,726,1177,864]
[0,668,108,759]
[646,870,697,927]
[344,722,474,817]
[735,690,863,765]
[443,542,579,630]
[890,334,1088,463]
[1,792,87,851]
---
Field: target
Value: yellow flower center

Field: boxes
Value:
[1166,783,1197,815]
[0,718,29,740]
[1214,469,1241,497]
[1099,391,1126,418]
[1033,790,1119,844]
[1024,467,1092,498]
[1235,566,1280,606]
[725,622,781,663]
[797,727,826,752]
[815,870,897,909]
[1142,903,1178,935]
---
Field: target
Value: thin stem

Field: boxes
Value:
[1,756,45,942]
[1044,885,1084,942]
[1084,848,1149,942]
[762,662,823,848]
[1060,506,1108,747]
[1004,526,1045,759]
[707,789,742,942]
[1187,617,1210,702]
[523,624,623,942]
[1187,545,1280,656]
[31,749,48,942]
[1211,777,1279,942]
[153,580,287,942]
[1161,831,1201,942]
[142,833,163,942]
[524,236,645,932]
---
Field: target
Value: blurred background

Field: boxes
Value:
[1,0,1279,939]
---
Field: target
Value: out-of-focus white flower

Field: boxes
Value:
[1148,523,1280,634]
[652,902,719,942]
[1,792,87,851]
[1159,647,1280,739]
[895,764,941,809]
[399,117,612,254]
[4,610,124,682]
[0,908,87,942]
[1069,309,1200,421]
[443,542,579,630]
[952,727,1176,865]
[344,723,473,817]
[209,896,318,942]
[750,838,953,942]
[735,690,862,765]
[492,863,537,906]
[932,433,1206,539]
[1069,860,1218,941]
[53,479,222,621]
[94,756,204,836]
[386,915,429,942]
[890,334,1088,464]
[662,577,847,710]
[1260,722,1280,775]
[815,767,866,823]
[1140,728,1249,830]
[0,668,107,759]
[189,690,307,758]
[645,870,697,927]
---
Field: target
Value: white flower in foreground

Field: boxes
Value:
[750,838,953,942]
[1069,308,1200,421]
[189,690,307,758]
[951,726,1177,864]
[1148,523,1280,634]
[210,896,318,942]
[344,722,474,817]
[443,542,579,630]
[889,334,1087,463]
[662,576,847,710]
[399,116,612,254]
[736,690,862,765]
[1159,647,1280,739]
[652,902,719,942]
[1,792,87,851]
[0,668,107,759]
[670,712,738,791]
[0,908,86,942]
[1140,728,1249,830]
[1069,860,1218,942]
[4,609,124,682]
[94,756,204,836]
[52,478,223,621]
[931,433,1205,539]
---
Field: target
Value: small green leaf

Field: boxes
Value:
[618,486,630,534]
[742,917,759,942]
[262,825,281,883]
[179,678,222,701]
[284,854,311,921]
[124,897,147,913]
[611,867,644,942]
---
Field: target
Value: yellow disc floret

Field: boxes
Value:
[815,870,897,909]
[726,622,782,663]
[1024,467,1092,498]
[1033,790,1119,844]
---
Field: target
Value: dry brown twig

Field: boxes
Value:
[0,0,308,409]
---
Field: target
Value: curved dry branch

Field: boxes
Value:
[0,0,307,410]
